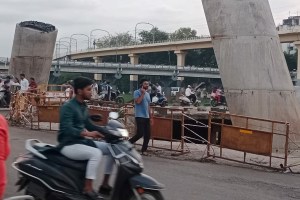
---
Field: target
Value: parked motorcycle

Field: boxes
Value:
[12,112,165,200]
[151,93,168,107]
[98,89,125,105]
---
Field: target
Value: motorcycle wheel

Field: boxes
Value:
[129,190,165,200]
[115,96,125,106]
[210,99,217,107]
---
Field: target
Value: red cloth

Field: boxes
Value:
[0,115,10,199]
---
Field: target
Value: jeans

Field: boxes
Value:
[129,117,150,152]
[61,141,114,180]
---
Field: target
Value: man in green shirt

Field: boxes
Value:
[58,77,113,200]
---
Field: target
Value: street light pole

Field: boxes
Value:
[70,33,90,52]
[135,22,155,44]
[90,29,111,48]
[59,37,77,54]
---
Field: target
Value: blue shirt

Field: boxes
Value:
[134,89,151,118]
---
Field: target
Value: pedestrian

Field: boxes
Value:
[92,80,98,99]
[20,73,29,93]
[129,79,153,156]
[156,83,162,94]
[106,81,111,101]
[28,77,38,93]
[0,115,10,199]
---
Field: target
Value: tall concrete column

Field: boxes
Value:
[174,50,187,67]
[129,54,139,65]
[130,75,138,93]
[9,21,57,85]
[294,42,300,79]
[202,0,300,149]
[93,56,103,63]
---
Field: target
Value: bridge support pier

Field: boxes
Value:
[129,54,139,65]
[175,50,187,67]
[130,75,138,93]
[176,77,184,87]
[94,74,102,81]
[294,42,300,80]
[93,56,103,63]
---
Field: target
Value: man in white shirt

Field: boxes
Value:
[20,74,29,93]
[156,83,162,94]
[185,85,192,97]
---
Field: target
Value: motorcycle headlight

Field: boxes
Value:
[117,128,129,137]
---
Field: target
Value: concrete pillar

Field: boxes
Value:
[129,54,139,65]
[94,74,102,81]
[176,77,184,87]
[130,75,138,93]
[202,0,300,149]
[175,50,187,67]
[93,56,103,63]
[294,42,300,79]
[9,21,57,85]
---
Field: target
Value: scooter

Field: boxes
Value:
[12,112,165,200]
[151,93,168,107]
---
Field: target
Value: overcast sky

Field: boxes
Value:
[1,0,300,57]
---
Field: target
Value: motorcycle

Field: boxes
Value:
[12,112,165,200]
[210,94,227,107]
[179,93,201,107]
[151,93,168,107]
[98,89,125,105]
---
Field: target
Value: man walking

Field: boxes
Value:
[129,79,152,155]
[20,73,29,93]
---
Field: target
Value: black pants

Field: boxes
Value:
[129,117,150,152]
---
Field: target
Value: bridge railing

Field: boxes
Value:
[61,35,212,55]
[54,60,220,73]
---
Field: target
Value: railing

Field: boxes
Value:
[54,61,220,73]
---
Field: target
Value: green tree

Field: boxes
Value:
[138,27,169,43]
[170,27,197,40]
[96,32,134,48]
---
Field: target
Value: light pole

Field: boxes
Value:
[56,43,69,57]
[70,34,90,52]
[135,22,155,44]
[90,29,111,49]
[59,37,77,54]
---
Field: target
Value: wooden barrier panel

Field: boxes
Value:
[221,125,273,156]
[151,117,173,140]
[38,105,60,123]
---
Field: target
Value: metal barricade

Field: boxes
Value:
[206,111,290,169]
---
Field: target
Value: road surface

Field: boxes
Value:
[4,127,300,200]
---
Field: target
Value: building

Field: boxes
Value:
[278,16,300,54]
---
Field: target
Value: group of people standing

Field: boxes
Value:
[0,74,38,107]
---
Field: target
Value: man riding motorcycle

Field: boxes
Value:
[58,76,114,200]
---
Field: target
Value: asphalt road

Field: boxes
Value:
[4,126,300,200]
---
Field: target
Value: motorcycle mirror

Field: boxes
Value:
[109,112,119,120]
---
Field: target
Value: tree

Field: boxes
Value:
[96,32,134,48]
[138,27,169,43]
[170,27,197,40]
